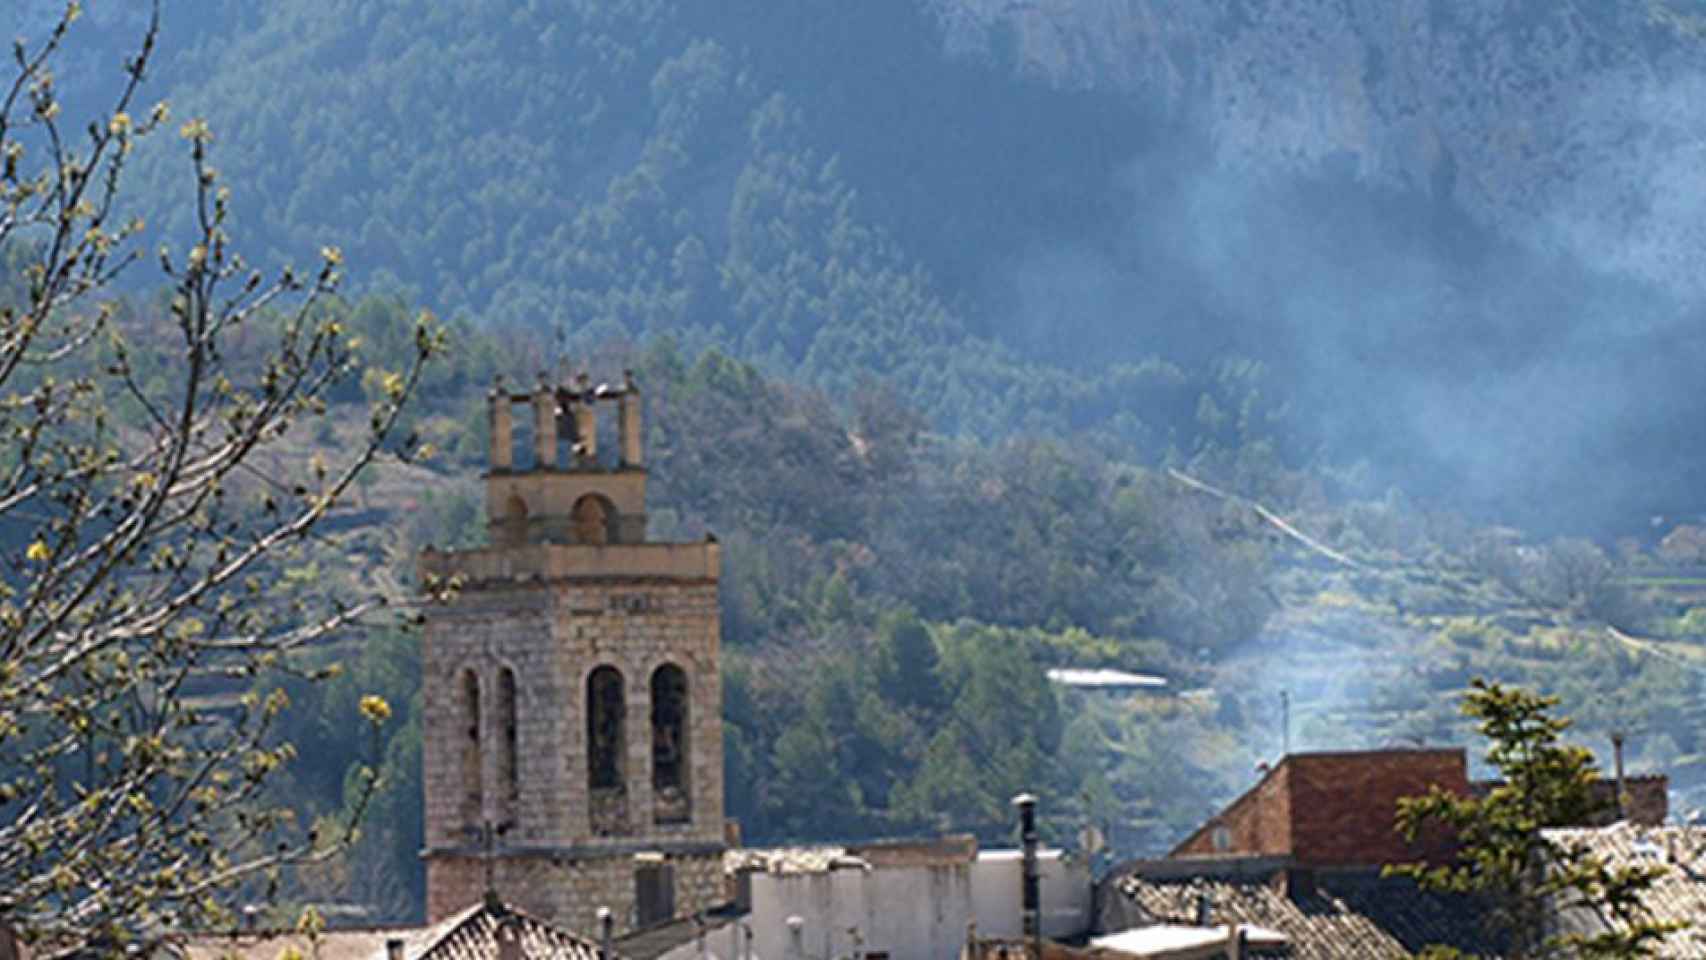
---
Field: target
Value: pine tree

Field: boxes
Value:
[1389,679,1682,959]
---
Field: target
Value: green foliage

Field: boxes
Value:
[1389,680,1683,959]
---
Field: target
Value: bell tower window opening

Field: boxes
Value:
[651,664,690,824]
[571,494,614,546]
[459,669,482,824]
[498,666,519,823]
[587,665,628,833]
[587,666,626,789]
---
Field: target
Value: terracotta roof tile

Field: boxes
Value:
[1113,866,1496,959]
[723,846,849,875]
[182,901,617,960]
[411,901,610,960]
[1544,823,1706,957]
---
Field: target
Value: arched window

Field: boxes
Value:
[587,666,627,833]
[570,494,614,545]
[459,669,482,824]
[651,664,690,823]
[497,667,519,823]
[586,666,626,789]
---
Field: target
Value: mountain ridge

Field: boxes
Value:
[937,0,1706,299]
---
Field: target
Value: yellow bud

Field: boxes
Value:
[359,695,392,725]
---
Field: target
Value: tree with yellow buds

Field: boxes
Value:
[0,3,443,955]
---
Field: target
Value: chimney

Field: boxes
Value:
[489,377,513,472]
[533,375,557,469]
[598,907,614,960]
[618,370,643,468]
[1283,867,1315,901]
[386,938,405,960]
[0,924,26,960]
[496,918,522,960]
[1226,925,1247,960]
[1613,732,1627,821]
[1013,793,1040,958]
[732,868,754,912]
[574,373,597,464]
[785,917,805,960]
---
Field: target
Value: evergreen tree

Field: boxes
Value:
[1389,680,1682,959]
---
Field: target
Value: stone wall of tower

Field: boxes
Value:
[421,377,728,936]
[425,850,726,936]
[420,567,724,933]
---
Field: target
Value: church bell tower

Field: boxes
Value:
[417,371,724,934]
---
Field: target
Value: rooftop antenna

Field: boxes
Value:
[1281,690,1291,757]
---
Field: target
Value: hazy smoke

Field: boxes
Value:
[981,11,1706,536]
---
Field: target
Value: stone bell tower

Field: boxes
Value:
[417,371,725,934]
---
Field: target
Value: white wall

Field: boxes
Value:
[661,850,1089,960]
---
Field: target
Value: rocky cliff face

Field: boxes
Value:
[933,0,1706,298]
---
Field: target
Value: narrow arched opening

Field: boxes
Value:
[586,665,627,833]
[651,663,690,824]
[459,669,482,825]
[570,493,615,545]
[497,666,519,825]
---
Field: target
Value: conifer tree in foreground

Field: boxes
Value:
[1389,679,1681,959]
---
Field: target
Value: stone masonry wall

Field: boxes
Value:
[421,571,724,928]
[427,850,725,936]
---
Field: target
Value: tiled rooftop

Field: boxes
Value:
[1544,822,1706,957]
[181,899,616,960]
[724,845,850,875]
[724,835,978,875]
[1110,864,1495,959]
[410,900,610,960]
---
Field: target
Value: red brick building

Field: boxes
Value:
[1169,749,1470,868]
[1169,748,1670,869]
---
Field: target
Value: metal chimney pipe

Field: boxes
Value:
[598,906,614,960]
[1612,732,1627,821]
[1013,793,1040,959]
[785,916,805,960]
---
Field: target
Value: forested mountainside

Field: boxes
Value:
[22,0,1700,530]
[15,0,1706,924]
[938,1,1706,291]
[175,302,1706,922]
